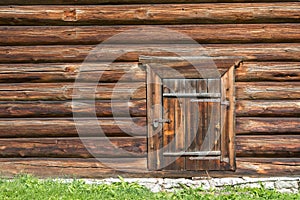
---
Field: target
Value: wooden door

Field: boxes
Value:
[147,67,235,171]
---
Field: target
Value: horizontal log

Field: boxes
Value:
[0,82,146,100]
[0,62,145,83]
[0,3,299,25]
[236,100,300,117]
[1,24,300,45]
[1,44,300,63]
[0,0,297,5]
[0,134,298,158]
[236,135,300,157]
[235,158,300,176]
[236,82,300,100]
[0,100,146,117]
[0,118,147,137]
[236,62,300,82]
[0,137,147,158]
[0,158,148,178]
[236,117,300,134]
[0,158,298,178]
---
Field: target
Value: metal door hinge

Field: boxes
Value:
[153,118,171,128]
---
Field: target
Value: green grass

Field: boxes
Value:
[0,175,299,200]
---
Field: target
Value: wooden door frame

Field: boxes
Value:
[143,56,240,171]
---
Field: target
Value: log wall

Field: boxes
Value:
[0,0,299,177]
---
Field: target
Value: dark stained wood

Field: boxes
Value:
[0,137,147,158]
[236,82,300,100]
[1,0,297,5]
[0,118,147,138]
[236,62,300,82]
[0,100,146,117]
[0,4,299,25]
[162,79,180,170]
[1,44,299,63]
[0,82,145,100]
[236,100,300,117]
[236,117,300,134]
[236,135,300,157]
[0,62,145,83]
[185,79,199,171]
[1,24,300,45]
[0,158,298,178]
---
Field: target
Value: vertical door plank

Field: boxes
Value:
[197,79,209,170]
[173,80,185,170]
[185,79,199,170]
[147,67,163,170]
[163,79,176,170]
[207,78,221,170]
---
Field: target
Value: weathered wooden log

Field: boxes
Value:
[0,4,299,25]
[0,137,147,158]
[236,82,300,100]
[236,100,300,117]
[0,118,147,137]
[1,44,300,63]
[0,135,297,158]
[236,62,300,82]
[0,100,146,117]
[1,24,300,45]
[0,82,298,101]
[235,158,300,176]
[0,82,146,100]
[1,62,299,83]
[0,59,233,82]
[0,62,145,83]
[0,157,298,178]
[0,158,148,178]
[0,0,296,5]
[236,135,300,157]
[236,117,300,134]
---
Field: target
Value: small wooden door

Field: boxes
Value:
[147,66,235,171]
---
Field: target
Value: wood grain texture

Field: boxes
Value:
[236,100,300,117]
[140,56,241,79]
[0,137,147,158]
[0,3,299,25]
[236,62,300,82]
[1,44,299,63]
[0,62,145,83]
[0,118,146,137]
[1,0,298,5]
[0,158,298,178]
[0,82,145,100]
[236,117,300,134]
[236,135,300,157]
[1,24,300,45]
[236,82,300,100]
[1,61,299,83]
[147,66,163,170]
[0,100,146,117]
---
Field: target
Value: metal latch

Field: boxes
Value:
[153,118,171,128]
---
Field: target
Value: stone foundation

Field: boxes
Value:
[72,177,300,193]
